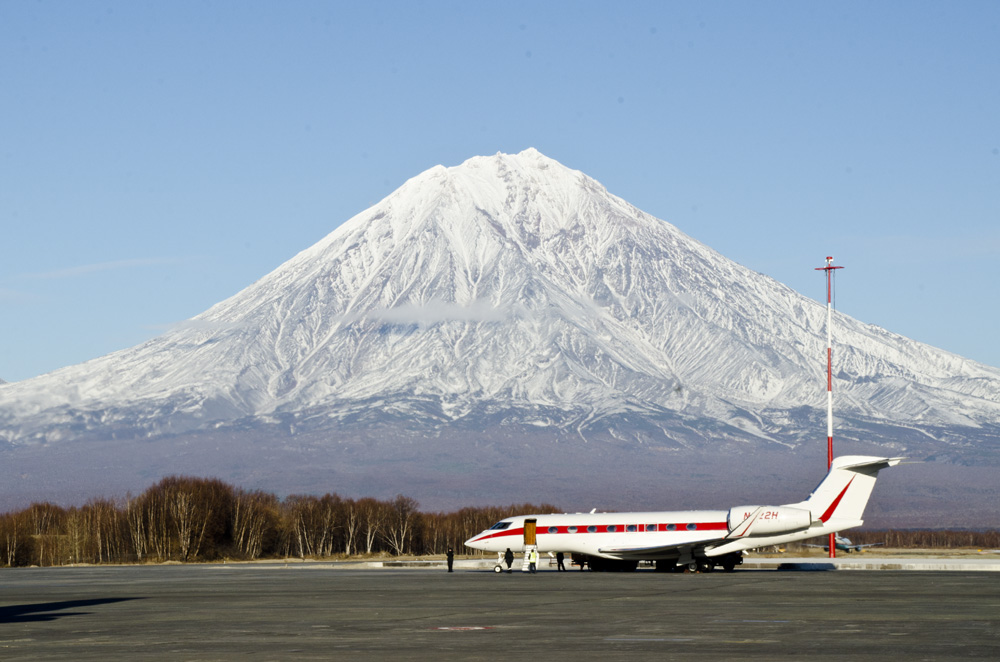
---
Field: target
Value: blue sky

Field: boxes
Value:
[2,1,999,382]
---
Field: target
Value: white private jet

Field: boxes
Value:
[465,455,901,572]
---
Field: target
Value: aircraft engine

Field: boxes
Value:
[727,506,812,536]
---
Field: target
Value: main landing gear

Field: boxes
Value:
[654,553,743,573]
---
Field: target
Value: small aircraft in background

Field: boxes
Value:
[805,534,884,553]
[465,455,900,572]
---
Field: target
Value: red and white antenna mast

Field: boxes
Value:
[815,256,843,558]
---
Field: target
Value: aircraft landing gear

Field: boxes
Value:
[583,556,638,572]
[719,552,743,572]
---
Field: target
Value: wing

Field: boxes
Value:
[598,507,778,559]
[598,534,727,559]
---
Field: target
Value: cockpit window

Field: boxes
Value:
[488,521,512,530]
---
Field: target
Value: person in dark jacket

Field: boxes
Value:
[503,548,514,573]
[446,547,454,572]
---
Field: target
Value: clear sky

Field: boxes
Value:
[2,1,999,382]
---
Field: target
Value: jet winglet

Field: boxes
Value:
[725,506,764,539]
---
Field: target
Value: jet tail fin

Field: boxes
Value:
[788,456,902,525]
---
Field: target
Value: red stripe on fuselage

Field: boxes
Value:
[469,527,525,544]
[540,522,727,534]
[472,521,728,542]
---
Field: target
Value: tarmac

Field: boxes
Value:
[2,560,999,660]
[392,554,1000,572]
[743,555,1000,572]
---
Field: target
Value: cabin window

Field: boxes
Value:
[489,522,512,530]
[547,526,558,534]
[645,524,656,532]
[587,525,597,533]
[686,523,697,531]
[666,524,676,531]
[626,525,637,532]
[568,526,578,533]
[607,525,618,533]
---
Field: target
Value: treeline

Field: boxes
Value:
[0,476,557,567]
[846,529,1000,549]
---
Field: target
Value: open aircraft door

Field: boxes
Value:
[522,519,538,573]
[523,519,537,547]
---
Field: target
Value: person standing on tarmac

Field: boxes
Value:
[556,552,566,571]
[446,547,454,572]
[528,548,538,573]
[504,548,514,573]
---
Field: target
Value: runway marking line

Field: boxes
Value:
[605,638,691,642]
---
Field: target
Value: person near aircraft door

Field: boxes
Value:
[504,548,514,573]
[528,548,538,573]
[556,552,566,571]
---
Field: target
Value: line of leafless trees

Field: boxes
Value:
[844,529,1000,549]
[0,475,557,567]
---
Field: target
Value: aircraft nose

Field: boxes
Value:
[464,533,487,550]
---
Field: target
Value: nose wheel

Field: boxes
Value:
[494,564,503,573]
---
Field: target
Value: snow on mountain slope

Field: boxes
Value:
[2,148,1000,452]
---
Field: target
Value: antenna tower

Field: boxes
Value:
[815,256,843,559]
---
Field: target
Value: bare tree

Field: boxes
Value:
[27,502,66,566]
[169,488,199,561]
[357,498,387,554]
[313,494,341,557]
[141,476,234,561]
[0,511,32,567]
[80,499,121,563]
[233,490,277,559]
[285,494,342,558]
[285,496,315,559]
[125,494,148,562]
[382,495,419,556]
[141,483,172,560]
[64,507,86,564]
[341,499,360,556]
[94,499,129,563]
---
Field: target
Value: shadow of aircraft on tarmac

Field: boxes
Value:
[0,597,143,623]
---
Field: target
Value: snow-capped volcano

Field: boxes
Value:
[5,148,999,442]
[1,149,998,522]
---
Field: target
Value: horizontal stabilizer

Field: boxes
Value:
[834,456,904,472]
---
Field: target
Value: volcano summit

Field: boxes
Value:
[2,149,998,522]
